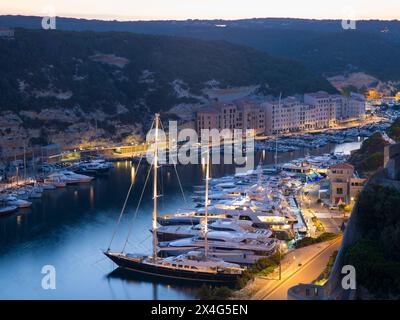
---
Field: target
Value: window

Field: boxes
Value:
[239,215,252,221]
[336,188,344,195]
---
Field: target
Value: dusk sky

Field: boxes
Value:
[0,0,399,21]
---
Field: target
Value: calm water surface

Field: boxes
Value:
[0,141,360,299]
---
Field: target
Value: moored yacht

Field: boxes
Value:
[74,159,113,175]
[104,114,244,283]
[155,219,273,241]
[0,201,18,216]
[104,250,243,283]
[2,195,32,208]
[158,231,279,265]
[58,170,93,184]
[44,173,67,188]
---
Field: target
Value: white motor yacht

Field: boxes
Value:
[156,219,273,242]
[58,170,93,184]
[44,173,67,188]
[3,195,32,208]
[159,231,279,265]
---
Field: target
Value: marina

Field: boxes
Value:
[1,1,400,305]
[0,128,366,299]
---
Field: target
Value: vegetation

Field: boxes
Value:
[3,16,400,81]
[314,251,338,285]
[236,252,282,289]
[0,28,335,122]
[196,285,233,300]
[311,216,325,232]
[387,117,400,142]
[344,240,400,298]
[344,184,400,298]
[349,132,389,174]
[349,119,400,175]
[295,233,338,249]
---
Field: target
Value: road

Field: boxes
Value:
[249,237,342,300]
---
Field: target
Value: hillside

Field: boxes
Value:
[0,28,334,155]
[344,184,400,298]
[387,117,400,142]
[2,16,400,83]
[0,28,334,114]
[349,132,390,175]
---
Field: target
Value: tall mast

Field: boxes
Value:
[152,113,160,261]
[204,147,210,259]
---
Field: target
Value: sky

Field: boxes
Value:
[0,0,399,21]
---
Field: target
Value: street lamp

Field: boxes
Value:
[279,241,282,280]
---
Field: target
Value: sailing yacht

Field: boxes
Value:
[104,114,244,283]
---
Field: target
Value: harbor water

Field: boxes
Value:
[0,141,361,299]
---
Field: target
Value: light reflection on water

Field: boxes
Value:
[0,141,361,299]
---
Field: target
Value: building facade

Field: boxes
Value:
[196,100,265,135]
[335,93,366,122]
[196,91,366,136]
[328,163,366,205]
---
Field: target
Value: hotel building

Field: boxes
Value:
[196,100,265,135]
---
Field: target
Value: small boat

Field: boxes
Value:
[44,173,67,188]
[0,204,18,216]
[3,196,32,208]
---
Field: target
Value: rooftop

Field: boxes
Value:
[330,163,355,170]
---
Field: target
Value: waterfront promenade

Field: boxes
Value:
[237,236,342,300]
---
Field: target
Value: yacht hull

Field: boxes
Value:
[156,231,192,242]
[104,252,240,284]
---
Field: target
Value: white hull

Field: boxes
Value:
[7,199,32,208]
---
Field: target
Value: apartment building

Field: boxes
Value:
[335,93,366,121]
[328,163,366,205]
[263,97,301,134]
[304,92,337,127]
[196,100,265,135]
[264,94,337,134]
[235,100,266,134]
[196,107,220,131]
[196,91,366,135]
